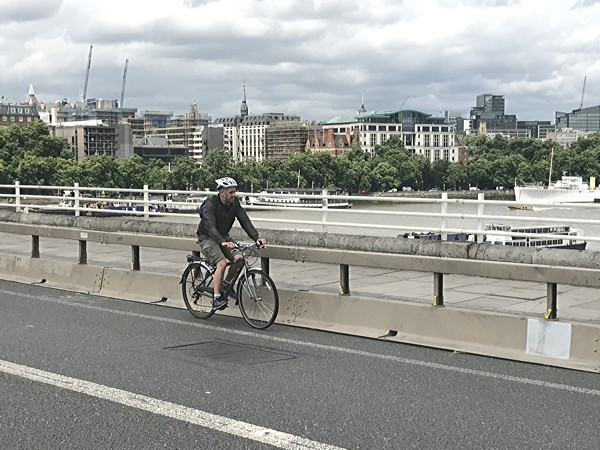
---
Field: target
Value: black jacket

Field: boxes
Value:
[196,194,259,244]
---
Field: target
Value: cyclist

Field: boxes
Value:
[196,177,266,310]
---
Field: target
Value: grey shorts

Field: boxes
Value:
[197,235,241,265]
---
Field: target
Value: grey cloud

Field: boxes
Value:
[0,0,62,24]
[571,0,600,8]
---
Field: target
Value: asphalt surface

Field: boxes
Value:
[1,279,599,449]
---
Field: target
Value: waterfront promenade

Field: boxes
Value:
[1,231,600,325]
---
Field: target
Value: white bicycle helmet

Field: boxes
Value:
[215,177,238,189]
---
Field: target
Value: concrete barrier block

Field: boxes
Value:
[99,268,184,306]
[283,290,600,372]
[0,253,103,293]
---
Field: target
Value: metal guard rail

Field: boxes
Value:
[2,213,600,321]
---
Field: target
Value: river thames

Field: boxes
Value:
[157,196,600,251]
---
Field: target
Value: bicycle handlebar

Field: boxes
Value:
[233,241,266,251]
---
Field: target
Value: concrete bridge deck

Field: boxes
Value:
[2,232,600,325]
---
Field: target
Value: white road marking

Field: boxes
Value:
[0,358,345,450]
[2,287,600,397]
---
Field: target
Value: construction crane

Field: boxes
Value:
[579,76,587,109]
[80,45,93,102]
[120,59,129,108]
[399,95,410,109]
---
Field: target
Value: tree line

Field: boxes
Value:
[2,121,600,193]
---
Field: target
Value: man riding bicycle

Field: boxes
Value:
[197,177,267,310]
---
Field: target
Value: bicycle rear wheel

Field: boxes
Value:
[237,269,279,329]
[181,262,214,319]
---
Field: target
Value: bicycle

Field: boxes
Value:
[181,242,279,329]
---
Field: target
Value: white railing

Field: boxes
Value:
[2,182,600,247]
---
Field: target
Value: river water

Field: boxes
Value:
[155,198,600,251]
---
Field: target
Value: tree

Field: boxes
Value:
[371,161,399,191]
[204,149,234,182]
[445,163,467,190]
[169,156,198,190]
[54,159,81,186]
[78,155,117,187]
[0,159,10,184]
[144,159,169,190]
[113,155,147,189]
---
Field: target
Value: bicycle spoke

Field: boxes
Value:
[238,269,279,329]
[182,262,214,319]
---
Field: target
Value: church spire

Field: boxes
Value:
[357,89,367,113]
[27,83,38,105]
[240,79,248,117]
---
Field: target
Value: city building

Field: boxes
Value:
[50,120,132,161]
[555,105,600,132]
[314,108,460,162]
[58,98,137,125]
[0,102,40,128]
[137,102,212,162]
[0,85,40,127]
[213,83,301,161]
[517,120,555,139]
[306,125,360,157]
[470,94,517,133]
[265,121,310,160]
[546,128,593,148]
[443,110,467,132]
[133,135,188,163]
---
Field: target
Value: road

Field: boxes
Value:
[1,280,599,449]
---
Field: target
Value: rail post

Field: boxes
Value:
[433,272,444,307]
[322,188,328,232]
[31,235,40,258]
[15,181,21,213]
[476,193,485,243]
[79,240,87,264]
[132,245,141,271]
[545,282,558,320]
[261,257,270,275]
[74,182,80,217]
[340,264,350,295]
[441,193,448,240]
[143,184,149,218]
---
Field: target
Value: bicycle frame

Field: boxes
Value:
[181,242,278,329]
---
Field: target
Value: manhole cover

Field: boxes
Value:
[165,341,297,365]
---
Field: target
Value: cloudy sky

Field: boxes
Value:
[1,0,599,122]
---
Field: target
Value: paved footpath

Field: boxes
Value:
[1,232,600,324]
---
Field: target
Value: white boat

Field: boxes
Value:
[483,224,586,250]
[248,188,352,209]
[514,176,600,203]
[166,196,206,213]
[401,224,586,250]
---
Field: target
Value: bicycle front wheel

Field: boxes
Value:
[181,262,214,319]
[237,269,279,329]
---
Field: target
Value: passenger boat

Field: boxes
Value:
[163,196,206,213]
[507,205,533,211]
[483,224,586,250]
[514,176,600,203]
[401,224,586,250]
[33,198,76,215]
[248,188,352,209]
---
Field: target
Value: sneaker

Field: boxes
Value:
[212,297,228,310]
